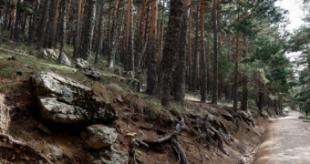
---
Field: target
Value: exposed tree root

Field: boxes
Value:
[129,118,188,164]
[128,109,255,163]
[172,138,188,164]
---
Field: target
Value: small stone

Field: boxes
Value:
[59,52,72,66]
[94,148,128,164]
[81,68,101,80]
[82,124,118,150]
[48,145,64,160]
[76,58,90,69]
[42,49,58,61]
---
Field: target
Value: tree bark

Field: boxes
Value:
[77,0,96,60]
[38,0,50,48]
[160,0,190,106]
[146,0,158,95]
[173,2,190,102]
[240,74,248,111]
[73,0,84,58]
[199,0,207,102]
[94,1,105,64]
[9,0,17,40]
[233,9,241,110]
[123,0,135,71]
[58,0,71,64]
[192,3,199,92]
[108,0,120,68]
[46,0,60,48]
[211,0,219,104]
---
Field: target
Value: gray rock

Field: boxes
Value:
[39,97,87,124]
[76,58,102,80]
[82,124,118,149]
[261,110,269,118]
[32,71,91,97]
[59,52,72,66]
[48,145,64,160]
[76,58,90,69]
[81,68,102,80]
[42,49,72,66]
[42,49,58,61]
[90,148,128,164]
[32,71,116,124]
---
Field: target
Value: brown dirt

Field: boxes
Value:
[0,74,267,164]
[254,111,310,164]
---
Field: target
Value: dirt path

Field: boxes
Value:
[254,111,310,164]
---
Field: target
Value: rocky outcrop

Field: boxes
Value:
[31,71,116,124]
[82,124,118,149]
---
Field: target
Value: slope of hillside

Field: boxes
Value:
[0,43,268,164]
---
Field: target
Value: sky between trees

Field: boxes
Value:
[277,0,305,73]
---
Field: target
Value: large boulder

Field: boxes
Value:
[32,71,116,124]
[82,124,118,149]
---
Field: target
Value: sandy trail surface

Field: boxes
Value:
[254,111,310,164]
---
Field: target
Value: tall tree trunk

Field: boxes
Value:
[73,0,84,58]
[240,74,248,111]
[199,0,207,102]
[28,0,40,43]
[135,0,147,71]
[232,46,239,110]
[192,3,199,92]
[186,9,193,90]
[46,0,60,48]
[211,0,218,104]
[77,0,96,60]
[160,0,190,106]
[94,1,105,64]
[123,0,134,71]
[233,8,241,110]
[256,85,264,113]
[108,0,120,68]
[146,0,158,95]
[173,1,190,102]
[9,0,17,40]
[58,0,71,64]
[3,0,10,29]
[38,0,50,47]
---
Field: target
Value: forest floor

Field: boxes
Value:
[254,111,310,164]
